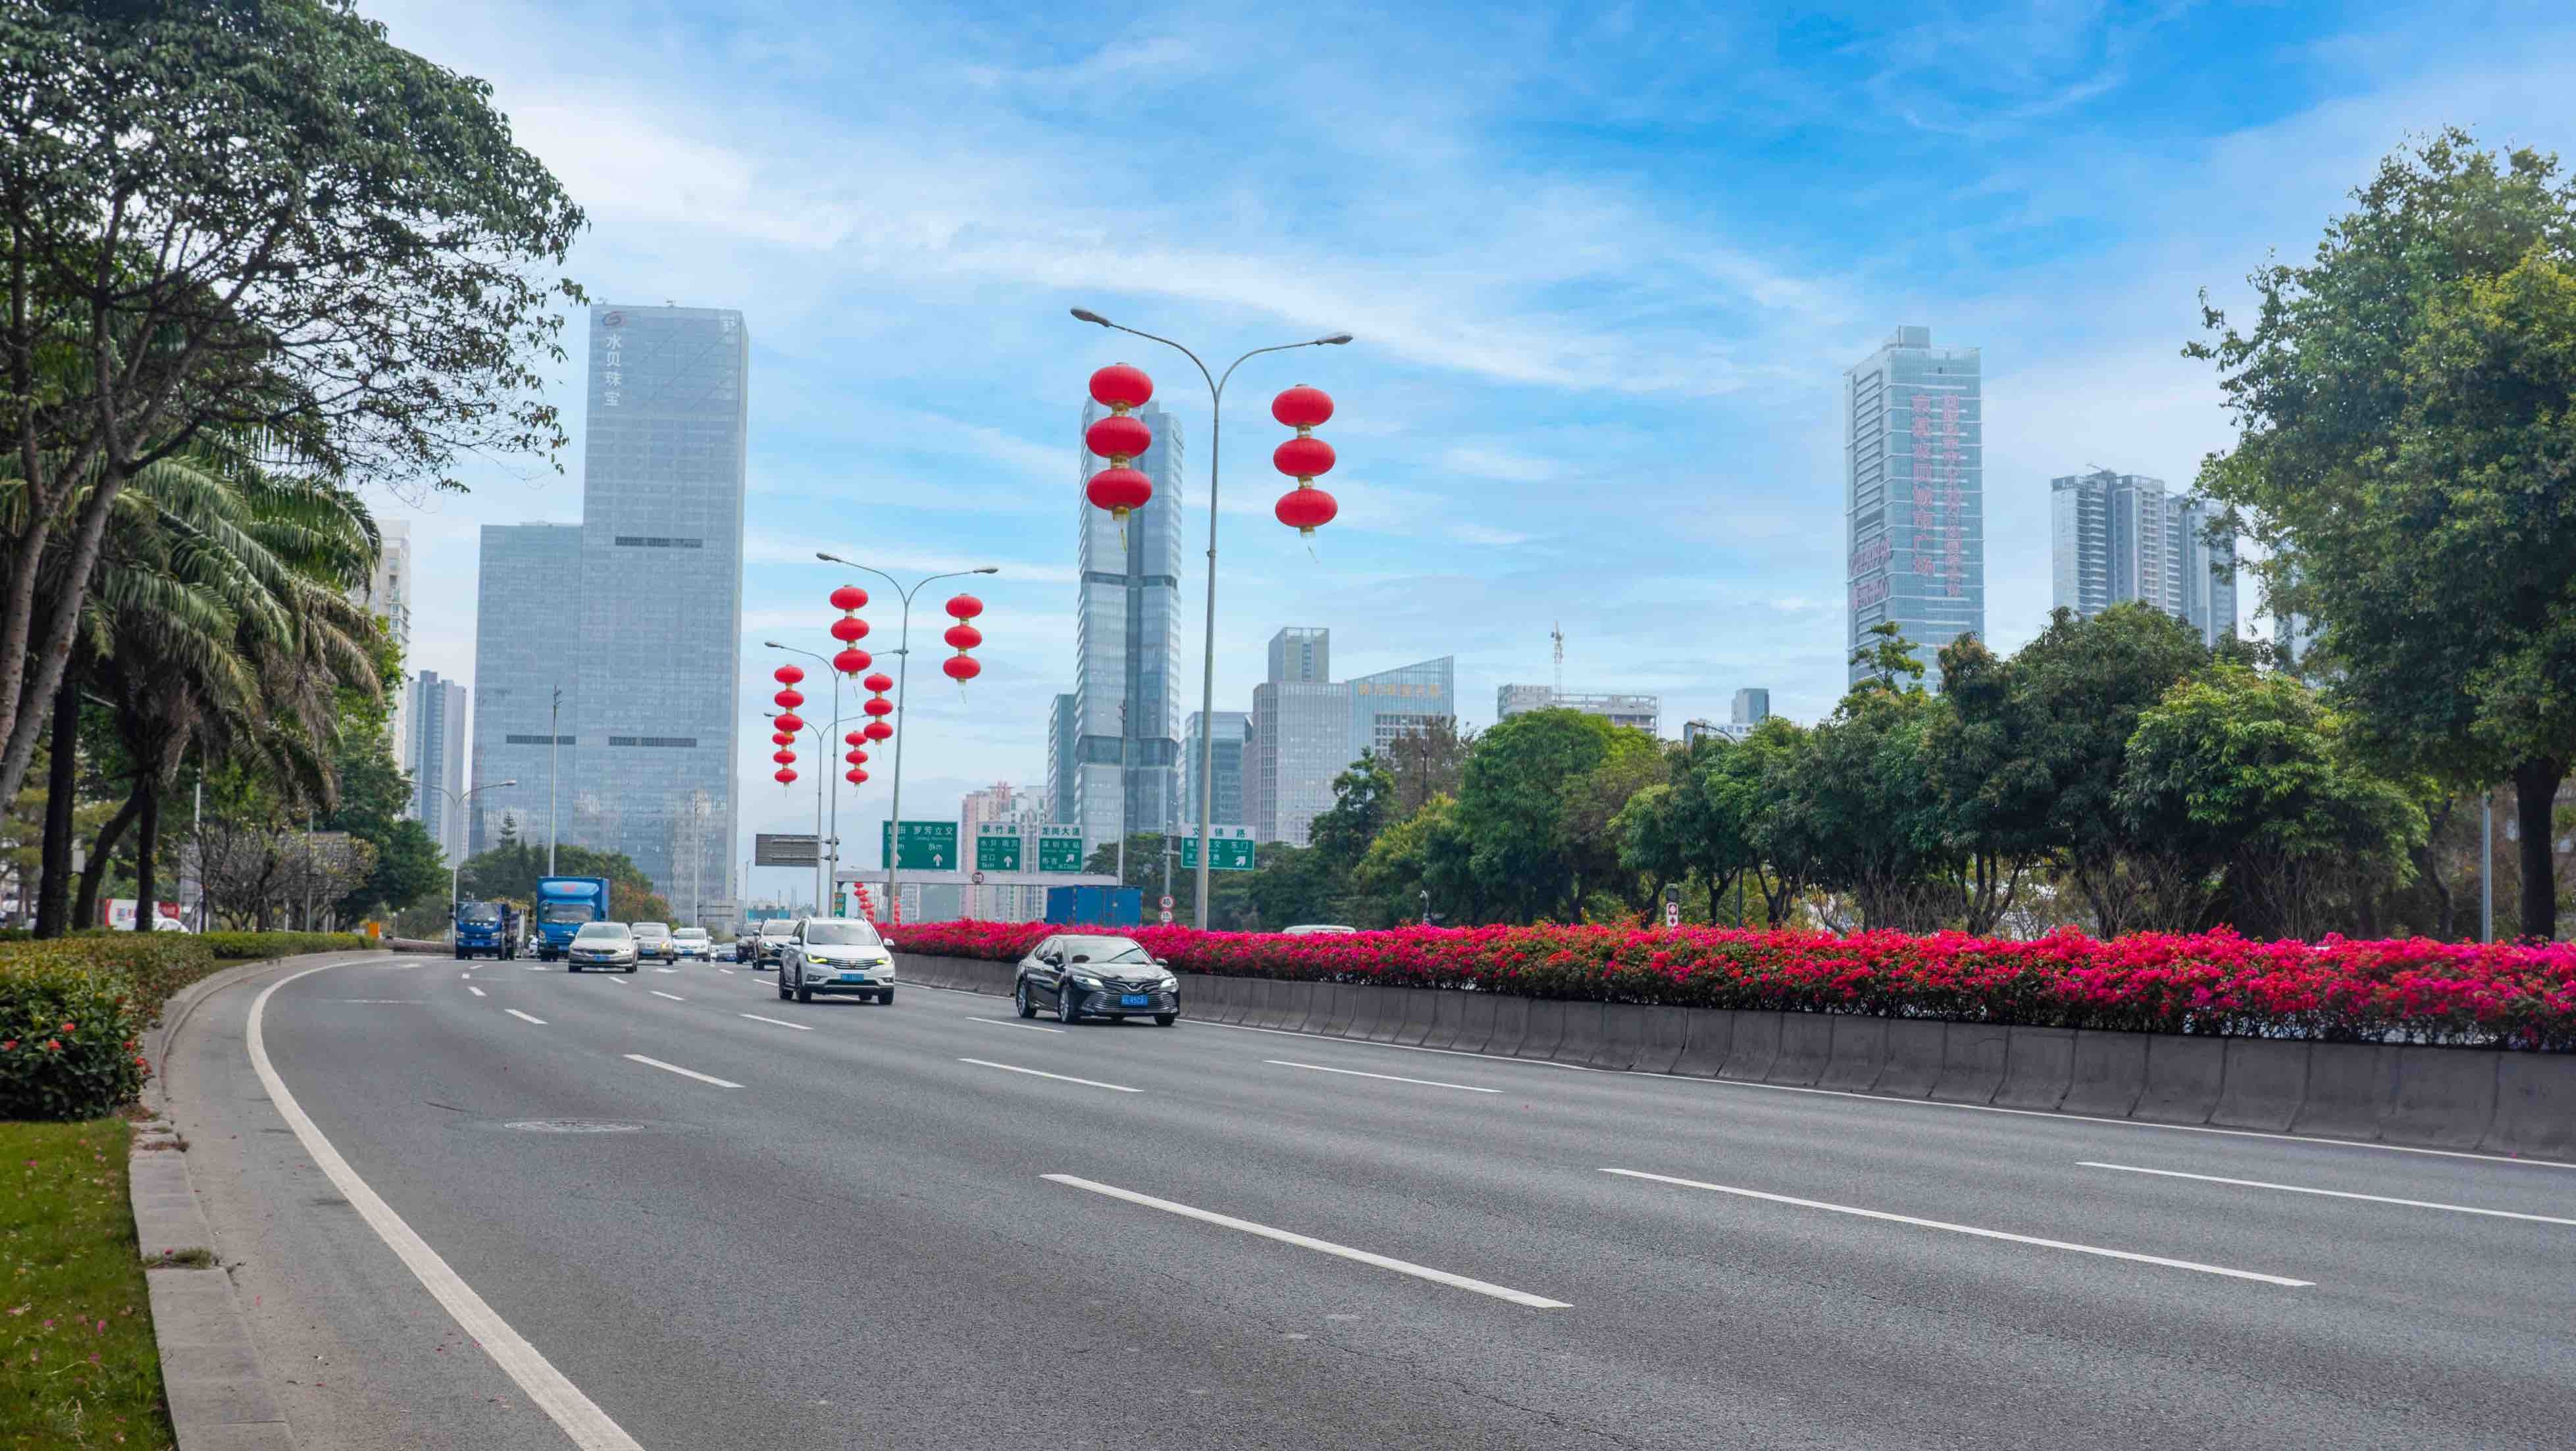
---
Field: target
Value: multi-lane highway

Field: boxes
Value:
[167,954,2576,1449]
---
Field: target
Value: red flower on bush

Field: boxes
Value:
[41,1040,59,1052]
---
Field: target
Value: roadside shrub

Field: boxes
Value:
[201,930,371,960]
[890,920,2576,1050]
[0,959,152,1119]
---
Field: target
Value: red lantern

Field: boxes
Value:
[1084,413,1152,463]
[845,749,867,766]
[844,730,865,747]
[862,696,894,717]
[1273,435,1336,480]
[1088,363,1153,412]
[942,654,983,682]
[829,585,868,611]
[846,768,867,785]
[771,749,796,765]
[1272,384,1334,430]
[775,711,804,732]
[773,688,804,710]
[771,730,794,746]
[1276,486,1339,535]
[775,767,797,785]
[862,673,894,694]
[1085,466,1152,519]
[833,648,871,675]
[942,623,983,650]
[830,615,869,643]
[863,719,892,742]
[772,664,804,685]
[945,594,984,621]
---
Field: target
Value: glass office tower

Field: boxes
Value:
[1071,399,1184,852]
[1846,326,1983,687]
[469,522,582,855]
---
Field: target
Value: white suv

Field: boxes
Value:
[779,918,898,1004]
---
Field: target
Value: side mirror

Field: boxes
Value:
[1068,954,1091,965]
[881,938,897,950]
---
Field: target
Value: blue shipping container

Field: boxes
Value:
[1043,886,1142,927]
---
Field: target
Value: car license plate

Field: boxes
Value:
[838,973,862,982]
[1121,993,1151,1007]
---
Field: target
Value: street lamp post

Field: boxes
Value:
[547,686,561,876]
[442,779,517,940]
[765,707,844,913]
[767,642,846,912]
[1068,308,1351,929]
[815,555,998,925]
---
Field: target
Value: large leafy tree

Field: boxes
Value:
[2190,129,2576,938]
[1924,634,2055,934]
[1452,709,1626,923]
[0,0,583,821]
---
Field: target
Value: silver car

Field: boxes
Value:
[631,921,677,963]
[779,918,898,1004]
[752,917,798,971]
[566,921,638,973]
[671,927,713,961]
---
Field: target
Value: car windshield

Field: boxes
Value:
[458,904,501,925]
[632,923,671,937]
[760,922,795,938]
[540,902,594,923]
[804,922,882,947]
[1064,937,1150,964]
[574,923,631,941]
[673,929,708,942]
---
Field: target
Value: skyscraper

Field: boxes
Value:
[469,522,580,855]
[2049,470,2238,647]
[1184,711,1250,829]
[357,519,413,804]
[1245,631,1457,846]
[1069,398,1185,853]
[960,782,1043,921]
[1046,693,1077,825]
[1269,626,1327,685]
[407,671,469,864]
[1847,325,1983,686]
[1732,688,1770,725]
[1347,656,1455,761]
[571,304,747,925]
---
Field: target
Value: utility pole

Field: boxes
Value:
[2481,788,2494,943]
[547,684,561,876]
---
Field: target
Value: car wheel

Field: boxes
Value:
[1155,1013,1177,1027]
[568,963,580,973]
[879,989,896,1005]
[776,971,791,1002]
[1058,988,1082,1025]
[625,963,638,973]
[1014,982,1037,1019]
[794,967,812,1004]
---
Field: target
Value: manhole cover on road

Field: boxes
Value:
[503,1120,644,1134]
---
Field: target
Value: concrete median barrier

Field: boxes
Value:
[1321,982,1366,1038]
[2288,1042,2391,1142]
[1634,1006,1691,1075]
[1767,1012,1832,1086]
[1422,989,1468,1049]
[1992,1026,2073,1111]
[2133,1035,2225,1124]
[2383,1046,2496,1150]
[1818,1015,1889,1092]
[2483,1054,2576,1159]
[1872,1019,1944,1098]
[1932,1023,2009,1104]
[2210,1039,2310,1132]
[1515,1000,1568,1061]
[1200,975,1246,1024]
[1364,987,1414,1043]
[1718,1010,1780,1081]
[1455,992,1501,1054]
[1593,1003,1649,1071]
[1668,1007,1730,1077]
[1287,980,1329,1032]
[1243,979,1285,1029]
[1486,994,1530,1057]
[2061,1031,2148,1117]
[1552,1002,1607,1065]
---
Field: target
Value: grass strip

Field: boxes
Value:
[0,1118,172,1450]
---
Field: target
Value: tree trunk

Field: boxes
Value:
[2512,757,2566,942]
[131,779,160,931]
[34,657,82,938]
[72,790,142,932]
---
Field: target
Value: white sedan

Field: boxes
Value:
[566,921,639,973]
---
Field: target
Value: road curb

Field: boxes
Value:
[134,950,392,1450]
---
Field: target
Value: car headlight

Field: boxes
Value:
[1069,975,1106,990]
[808,953,832,965]
[1158,976,1178,990]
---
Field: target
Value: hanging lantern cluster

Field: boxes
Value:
[829,585,873,676]
[1272,384,1339,538]
[770,664,804,784]
[844,728,869,786]
[1083,364,1156,522]
[942,593,984,682]
[860,672,895,743]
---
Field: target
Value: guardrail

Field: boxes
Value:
[894,952,2574,1163]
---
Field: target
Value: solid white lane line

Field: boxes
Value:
[459,971,471,979]
[624,1054,742,1088]
[2080,1161,2576,1227]
[602,975,627,985]
[719,967,735,975]
[466,986,486,998]
[740,1013,812,1032]
[504,1009,547,1026]
[1191,1018,1594,1071]
[1601,1168,2311,1287]
[1268,1059,1500,1094]
[650,990,686,1002]
[656,968,679,973]
[958,1058,1140,1093]
[968,1016,1066,1034]
[249,962,644,1450]
[1045,1175,1570,1308]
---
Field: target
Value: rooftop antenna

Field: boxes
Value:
[1551,621,1565,701]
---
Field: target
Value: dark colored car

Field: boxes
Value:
[1014,934,1179,1025]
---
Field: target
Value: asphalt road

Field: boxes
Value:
[166,954,2576,1450]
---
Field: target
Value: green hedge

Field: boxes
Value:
[201,930,372,960]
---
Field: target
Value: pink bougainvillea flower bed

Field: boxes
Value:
[890,919,2576,1050]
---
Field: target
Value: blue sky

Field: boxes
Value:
[364,0,2576,892]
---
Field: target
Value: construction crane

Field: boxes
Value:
[1551,622,1565,701]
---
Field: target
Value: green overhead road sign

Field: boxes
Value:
[881,820,960,871]
[1179,828,1256,872]
[975,830,1022,871]
[1036,828,1085,873]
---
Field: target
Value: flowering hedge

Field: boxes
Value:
[890,920,2576,1050]
[0,936,220,1119]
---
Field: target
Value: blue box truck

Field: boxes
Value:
[532,876,612,959]
[1043,885,1143,927]
[452,900,520,960]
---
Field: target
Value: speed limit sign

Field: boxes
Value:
[1158,909,1173,925]
[1158,894,1175,910]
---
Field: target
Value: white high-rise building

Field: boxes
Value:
[1069,398,1185,853]
[406,671,469,864]
[960,782,1045,921]
[359,520,415,805]
[2049,470,2237,648]
[1249,628,1455,845]
[1846,326,1983,686]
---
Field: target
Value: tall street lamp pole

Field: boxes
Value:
[817,555,997,925]
[767,642,844,913]
[548,685,562,877]
[444,779,517,940]
[765,707,844,912]
[1068,308,1351,929]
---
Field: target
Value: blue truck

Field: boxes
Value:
[532,876,613,960]
[452,900,520,960]
[1043,884,1143,927]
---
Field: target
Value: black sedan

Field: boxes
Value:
[1013,934,1180,1025]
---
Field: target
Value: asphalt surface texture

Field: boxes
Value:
[165,954,2576,1450]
